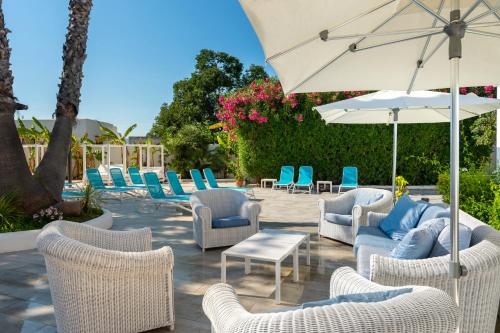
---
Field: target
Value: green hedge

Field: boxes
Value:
[437,170,500,229]
[217,80,491,185]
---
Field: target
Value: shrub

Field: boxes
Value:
[216,79,488,185]
[437,170,499,228]
[0,193,25,233]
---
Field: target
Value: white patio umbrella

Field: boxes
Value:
[240,0,500,305]
[315,89,500,196]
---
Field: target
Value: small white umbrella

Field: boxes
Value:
[240,0,500,306]
[315,90,500,195]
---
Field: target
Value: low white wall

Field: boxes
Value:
[0,209,113,254]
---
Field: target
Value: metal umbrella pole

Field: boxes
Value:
[391,109,399,197]
[448,0,464,307]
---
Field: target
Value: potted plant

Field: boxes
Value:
[235,166,245,187]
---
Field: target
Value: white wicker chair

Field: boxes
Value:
[363,210,500,333]
[190,189,261,251]
[318,188,393,244]
[36,221,174,333]
[203,266,459,333]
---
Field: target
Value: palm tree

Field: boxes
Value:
[98,123,137,144]
[0,0,93,214]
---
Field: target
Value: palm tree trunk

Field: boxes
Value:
[0,0,92,214]
[35,0,93,202]
[0,0,53,212]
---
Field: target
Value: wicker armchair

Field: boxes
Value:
[190,189,261,251]
[363,210,500,333]
[203,267,459,333]
[36,221,174,333]
[318,188,392,244]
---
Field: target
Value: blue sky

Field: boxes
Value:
[5,0,272,135]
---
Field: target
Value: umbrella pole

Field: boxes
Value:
[448,1,464,308]
[391,109,399,198]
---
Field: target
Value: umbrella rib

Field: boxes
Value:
[482,0,500,22]
[468,21,500,28]
[265,0,397,63]
[467,4,500,24]
[467,28,500,38]
[461,0,487,21]
[407,0,446,93]
[326,26,443,41]
[284,3,412,94]
[411,0,449,25]
[352,31,444,52]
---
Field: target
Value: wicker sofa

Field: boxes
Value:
[37,221,174,333]
[318,188,393,244]
[359,209,500,333]
[203,266,459,333]
[190,189,261,251]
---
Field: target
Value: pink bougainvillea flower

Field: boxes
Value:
[297,114,304,123]
[459,87,468,94]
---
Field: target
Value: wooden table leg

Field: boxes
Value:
[275,261,281,304]
[245,257,251,274]
[221,254,227,283]
[293,247,299,282]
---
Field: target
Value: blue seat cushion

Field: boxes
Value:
[302,288,413,309]
[212,216,250,229]
[429,222,472,257]
[417,204,450,226]
[390,226,435,259]
[354,226,398,257]
[379,195,428,241]
[324,213,352,226]
[357,245,393,279]
[354,191,383,206]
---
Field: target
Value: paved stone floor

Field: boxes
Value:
[0,185,493,333]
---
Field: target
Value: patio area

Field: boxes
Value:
[0,185,441,333]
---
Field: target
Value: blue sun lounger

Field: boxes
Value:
[110,168,146,189]
[338,166,358,194]
[190,169,208,191]
[272,166,295,192]
[128,167,145,186]
[203,168,255,198]
[86,168,135,200]
[143,172,191,212]
[291,166,314,194]
[165,170,192,196]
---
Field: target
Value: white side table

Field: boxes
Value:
[316,180,333,194]
[221,229,310,304]
[261,178,277,189]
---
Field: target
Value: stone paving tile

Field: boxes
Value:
[0,186,476,333]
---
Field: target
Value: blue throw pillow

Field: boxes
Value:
[429,222,472,257]
[418,218,447,240]
[390,226,434,259]
[417,205,450,226]
[324,213,353,226]
[354,191,383,206]
[302,288,413,309]
[379,195,428,241]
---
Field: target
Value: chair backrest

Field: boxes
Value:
[143,172,167,199]
[86,168,106,189]
[278,166,294,183]
[342,166,358,186]
[191,189,246,219]
[297,166,313,184]
[203,168,219,188]
[190,169,207,190]
[165,170,187,195]
[110,168,128,187]
[128,167,144,185]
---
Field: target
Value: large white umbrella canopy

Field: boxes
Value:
[240,0,500,306]
[316,90,500,194]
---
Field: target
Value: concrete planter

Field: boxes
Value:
[0,209,113,254]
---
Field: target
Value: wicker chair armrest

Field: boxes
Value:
[329,267,402,298]
[352,198,392,237]
[55,221,152,252]
[192,202,212,230]
[366,212,389,227]
[370,254,450,286]
[318,193,354,215]
[203,283,252,332]
[239,201,261,225]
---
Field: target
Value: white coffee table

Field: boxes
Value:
[260,178,277,188]
[221,229,310,304]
